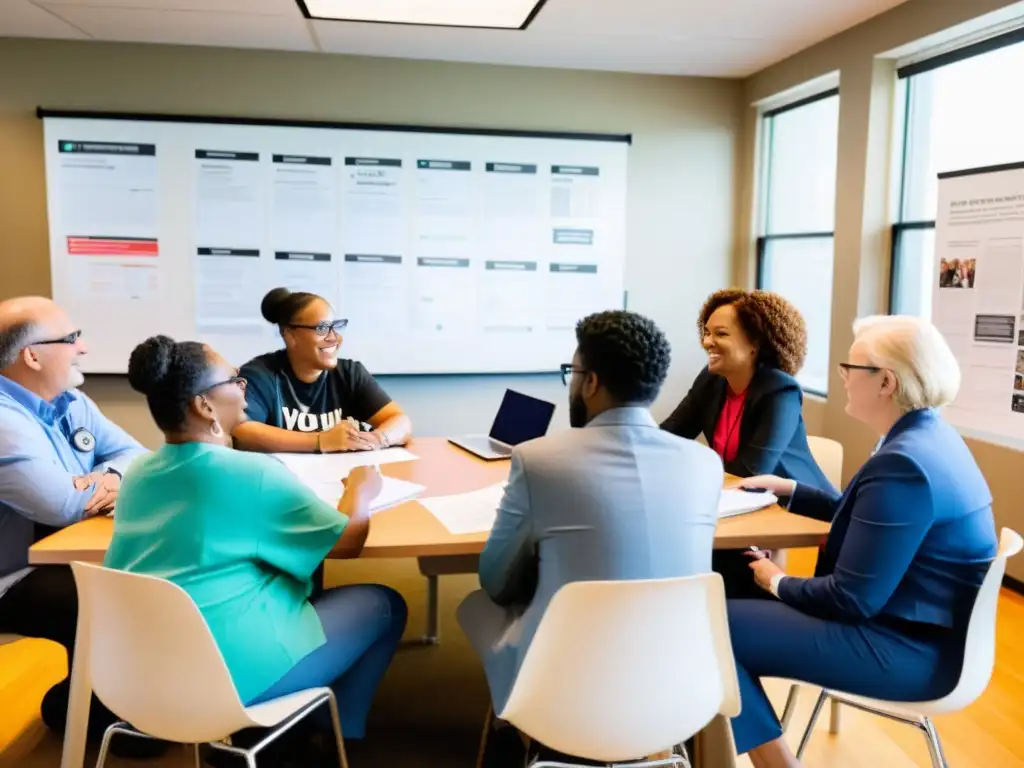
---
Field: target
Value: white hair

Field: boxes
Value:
[852,315,960,413]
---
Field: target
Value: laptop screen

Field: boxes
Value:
[489,390,556,446]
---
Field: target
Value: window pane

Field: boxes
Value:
[891,227,936,318]
[902,42,1024,221]
[765,95,840,234]
[761,237,834,393]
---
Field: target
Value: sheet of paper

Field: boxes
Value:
[420,484,507,535]
[307,475,425,513]
[272,447,419,483]
[718,489,778,519]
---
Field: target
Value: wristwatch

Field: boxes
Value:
[105,467,122,480]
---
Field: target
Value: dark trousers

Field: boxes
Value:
[727,598,963,754]
[0,566,119,738]
[712,549,773,601]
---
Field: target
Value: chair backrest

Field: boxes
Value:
[499,574,740,763]
[807,435,843,489]
[925,527,1023,713]
[70,562,254,743]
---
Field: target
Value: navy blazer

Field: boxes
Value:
[780,408,997,628]
[661,365,834,492]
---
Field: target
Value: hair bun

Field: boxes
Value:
[127,335,175,395]
[261,287,292,325]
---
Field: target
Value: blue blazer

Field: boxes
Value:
[661,365,835,492]
[781,408,997,628]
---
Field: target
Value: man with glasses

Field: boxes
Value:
[0,296,146,741]
[458,310,724,767]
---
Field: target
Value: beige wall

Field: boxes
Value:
[0,39,743,443]
[737,0,1024,577]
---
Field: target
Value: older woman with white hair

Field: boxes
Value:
[727,315,997,767]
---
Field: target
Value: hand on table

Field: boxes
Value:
[320,421,375,453]
[745,548,786,592]
[737,475,796,497]
[83,472,120,517]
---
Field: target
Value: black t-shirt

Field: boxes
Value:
[239,350,392,433]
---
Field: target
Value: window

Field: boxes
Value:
[891,28,1024,316]
[757,90,840,395]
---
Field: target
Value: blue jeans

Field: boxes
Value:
[248,584,408,739]
[728,599,963,754]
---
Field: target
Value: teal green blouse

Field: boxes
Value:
[104,442,346,702]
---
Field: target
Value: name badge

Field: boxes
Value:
[71,428,96,452]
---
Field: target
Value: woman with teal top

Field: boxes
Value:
[104,335,407,761]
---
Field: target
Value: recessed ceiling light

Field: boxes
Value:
[298,0,548,30]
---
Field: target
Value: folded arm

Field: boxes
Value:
[778,453,933,621]
[479,452,537,607]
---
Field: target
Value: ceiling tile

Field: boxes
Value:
[38,0,296,14]
[0,0,90,39]
[313,20,774,76]
[39,5,316,50]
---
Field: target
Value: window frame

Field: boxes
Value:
[755,87,840,397]
[889,25,1024,316]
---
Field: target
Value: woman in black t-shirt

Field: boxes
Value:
[233,288,412,453]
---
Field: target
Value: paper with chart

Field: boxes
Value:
[932,163,1024,444]
[421,483,507,535]
[717,489,778,519]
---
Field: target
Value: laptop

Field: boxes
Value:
[449,389,556,460]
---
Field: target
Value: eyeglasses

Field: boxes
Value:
[560,363,588,386]
[32,330,82,346]
[289,319,349,338]
[838,363,881,378]
[195,376,246,397]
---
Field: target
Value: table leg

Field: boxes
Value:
[423,574,439,644]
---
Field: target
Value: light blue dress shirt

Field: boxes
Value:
[0,376,146,594]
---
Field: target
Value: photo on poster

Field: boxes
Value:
[1019,315,1024,346]
[939,257,976,288]
[1013,394,1024,414]
[1016,349,1024,391]
[974,314,1016,343]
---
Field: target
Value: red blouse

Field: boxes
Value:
[712,388,747,463]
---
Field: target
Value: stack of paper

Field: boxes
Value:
[306,475,426,513]
[420,484,507,535]
[718,489,778,519]
[272,447,424,513]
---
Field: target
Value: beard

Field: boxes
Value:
[569,390,589,428]
[67,365,85,390]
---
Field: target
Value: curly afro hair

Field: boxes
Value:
[697,289,807,376]
[575,310,671,404]
[128,335,213,432]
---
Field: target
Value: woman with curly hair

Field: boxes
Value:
[661,289,834,597]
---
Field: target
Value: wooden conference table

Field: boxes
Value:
[35,437,829,768]
[31,436,829,565]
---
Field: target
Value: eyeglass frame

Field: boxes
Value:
[194,375,247,398]
[31,329,82,346]
[288,319,349,338]
[560,363,589,386]
[837,362,882,377]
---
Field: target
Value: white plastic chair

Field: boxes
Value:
[794,527,1023,767]
[69,561,348,768]
[806,436,844,490]
[497,573,741,767]
[778,435,844,732]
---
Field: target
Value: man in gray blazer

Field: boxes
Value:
[458,310,723,760]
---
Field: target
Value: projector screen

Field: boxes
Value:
[40,111,629,375]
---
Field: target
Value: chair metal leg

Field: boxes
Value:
[325,690,349,768]
[94,723,135,768]
[829,698,843,734]
[244,752,258,768]
[193,743,202,768]
[423,574,440,644]
[795,689,829,759]
[780,684,800,731]
[923,717,949,768]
